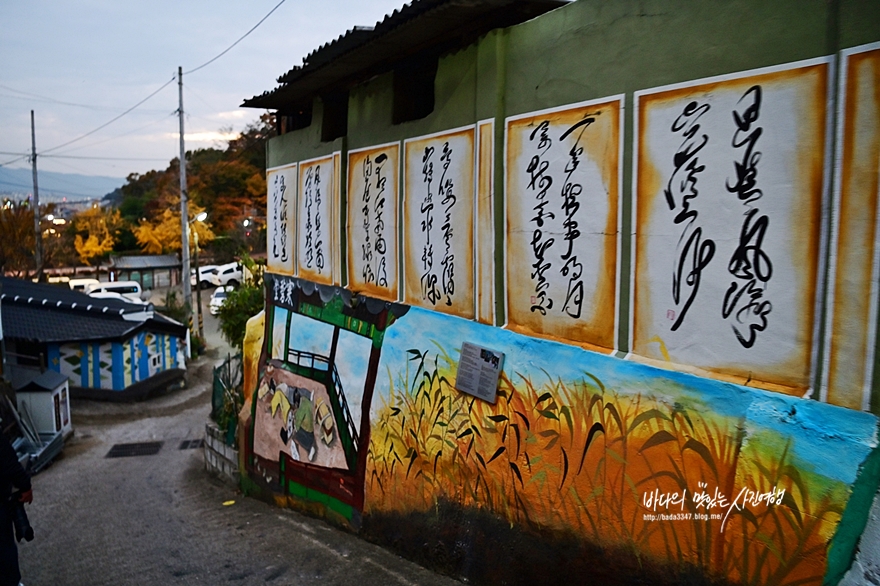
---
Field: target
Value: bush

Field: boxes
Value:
[217,284,263,349]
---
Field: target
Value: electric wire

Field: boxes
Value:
[6,1,286,171]
[184,0,286,75]
[39,76,176,155]
[0,84,167,114]
[41,154,169,162]
[50,111,177,156]
[0,155,29,168]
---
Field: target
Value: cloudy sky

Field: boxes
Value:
[0,0,406,179]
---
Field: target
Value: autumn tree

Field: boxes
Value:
[72,205,123,266]
[133,201,215,254]
[109,114,273,258]
[0,201,36,277]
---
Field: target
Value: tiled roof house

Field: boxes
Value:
[0,277,187,400]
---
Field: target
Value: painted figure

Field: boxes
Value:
[292,388,317,462]
[279,387,317,462]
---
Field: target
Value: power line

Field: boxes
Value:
[42,154,169,162]
[0,85,167,114]
[0,179,109,199]
[184,0,287,75]
[39,76,177,155]
[9,2,286,167]
[50,111,177,156]
[0,155,29,168]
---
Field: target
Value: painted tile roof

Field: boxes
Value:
[242,0,567,109]
[0,277,185,343]
[2,303,138,343]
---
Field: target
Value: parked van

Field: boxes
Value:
[85,280,146,303]
[69,278,100,292]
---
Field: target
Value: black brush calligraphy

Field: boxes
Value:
[723,86,772,348]
[528,120,555,315]
[665,100,715,331]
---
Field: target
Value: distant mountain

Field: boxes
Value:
[0,167,124,202]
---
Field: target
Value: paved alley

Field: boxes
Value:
[17,350,459,586]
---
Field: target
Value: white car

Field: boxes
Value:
[209,286,233,315]
[87,291,148,306]
[210,262,242,288]
[191,265,219,289]
[85,280,147,303]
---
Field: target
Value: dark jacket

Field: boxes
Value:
[0,434,30,502]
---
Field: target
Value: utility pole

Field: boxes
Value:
[30,110,42,280]
[178,67,192,328]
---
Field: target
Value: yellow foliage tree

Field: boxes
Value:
[133,201,215,254]
[72,206,122,265]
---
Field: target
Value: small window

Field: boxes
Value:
[393,56,438,125]
[279,103,313,134]
[321,92,349,142]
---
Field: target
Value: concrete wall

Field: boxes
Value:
[245,1,880,584]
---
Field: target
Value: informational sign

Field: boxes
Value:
[632,57,832,393]
[505,97,623,351]
[403,126,475,318]
[347,142,399,300]
[266,163,297,275]
[822,42,880,410]
[297,154,338,285]
[455,342,504,404]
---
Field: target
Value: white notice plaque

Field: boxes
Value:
[455,342,504,403]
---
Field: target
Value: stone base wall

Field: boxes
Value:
[204,421,239,485]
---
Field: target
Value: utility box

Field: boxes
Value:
[12,369,73,438]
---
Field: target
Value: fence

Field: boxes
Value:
[211,353,242,447]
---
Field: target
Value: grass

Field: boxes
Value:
[365,344,846,586]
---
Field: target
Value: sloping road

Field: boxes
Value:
[18,355,459,586]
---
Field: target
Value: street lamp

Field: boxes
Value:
[190,211,208,340]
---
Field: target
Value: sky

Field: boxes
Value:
[0,0,408,180]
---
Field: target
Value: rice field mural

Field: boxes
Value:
[364,306,879,586]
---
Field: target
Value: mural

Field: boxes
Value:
[297,154,340,285]
[244,283,878,585]
[823,42,880,410]
[52,334,183,392]
[403,126,475,318]
[365,305,878,585]
[244,274,407,517]
[476,119,495,326]
[505,97,622,352]
[266,163,297,275]
[347,142,400,301]
[631,58,832,395]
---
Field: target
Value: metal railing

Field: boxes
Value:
[212,353,243,446]
[285,348,359,456]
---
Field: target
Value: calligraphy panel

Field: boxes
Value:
[347,142,400,300]
[505,97,622,352]
[823,43,880,410]
[403,126,475,318]
[632,57,832,394]
[266,163,297,275]
[297,154,337,285]
[476,119,495,325]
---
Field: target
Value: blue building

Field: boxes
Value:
[0,277,187,400]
